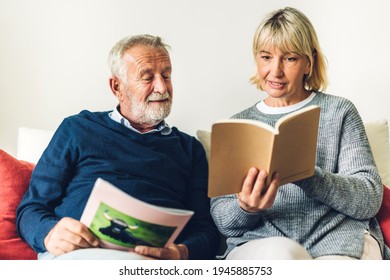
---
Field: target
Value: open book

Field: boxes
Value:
[208,105,320,197]
[80,178,193,251]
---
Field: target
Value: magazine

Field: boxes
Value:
[80,178,194,251]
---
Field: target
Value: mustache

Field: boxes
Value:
[146,92,171,102]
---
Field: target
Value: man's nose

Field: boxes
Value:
[153,76,168,94]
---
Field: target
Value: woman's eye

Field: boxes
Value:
[261,56,271,61]
[286,57,297,62]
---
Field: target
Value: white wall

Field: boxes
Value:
[1,0,389,156]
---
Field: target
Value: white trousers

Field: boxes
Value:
[226,232,382,260]
[38,248,148,260]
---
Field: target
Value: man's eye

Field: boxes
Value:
[143,76,153,81]
[163,76,171,80]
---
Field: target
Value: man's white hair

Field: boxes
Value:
[108,34,171,84]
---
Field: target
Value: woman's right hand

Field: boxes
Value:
[238,167,280,213]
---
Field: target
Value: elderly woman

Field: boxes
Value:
[210,7,389,260]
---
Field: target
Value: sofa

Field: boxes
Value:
[1,120,389,260]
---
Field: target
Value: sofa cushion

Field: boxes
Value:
[0,149,37,259]
[364,119,390,186]
[377,185,390,247]
[17,127,54,163]
[196,130,211,161]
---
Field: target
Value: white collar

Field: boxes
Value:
[109,106,172,135]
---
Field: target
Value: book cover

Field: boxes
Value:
[208,105,320,197]
[80,178,194,251]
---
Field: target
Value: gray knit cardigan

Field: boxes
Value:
[210,92,390,259]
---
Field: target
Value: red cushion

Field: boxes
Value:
[377,185,390,247]
[0,149,37,260]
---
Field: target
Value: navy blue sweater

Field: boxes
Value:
[16,110,219,259]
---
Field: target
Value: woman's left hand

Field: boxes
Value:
[133,243,189,260]
[238,167,280,212]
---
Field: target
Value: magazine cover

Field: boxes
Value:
[80,178,194,251]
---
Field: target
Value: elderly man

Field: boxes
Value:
[16,34,219,260]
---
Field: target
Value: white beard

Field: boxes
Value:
[127,91,172,126]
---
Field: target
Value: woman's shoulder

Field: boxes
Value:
[231,104,259,119]
[314,92,358,112]
[315,91,355,106]
[314,92,363,125]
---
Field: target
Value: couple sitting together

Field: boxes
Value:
[16,7,389,260]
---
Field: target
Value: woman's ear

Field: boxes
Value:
[305,52,316,75]
[304,58,312,75]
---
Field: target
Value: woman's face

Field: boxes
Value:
[256,46,311,105]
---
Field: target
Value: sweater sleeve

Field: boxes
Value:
[210,194,265,237]
[295,100,383,219]
[16,119,77,252]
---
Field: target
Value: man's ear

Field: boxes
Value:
[108,76,123,103]
[109,76,122,99]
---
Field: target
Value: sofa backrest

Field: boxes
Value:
[16,119,390,186]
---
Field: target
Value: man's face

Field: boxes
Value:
[118,45,173,129]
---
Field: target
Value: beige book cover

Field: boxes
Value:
[208,105,320,197]
[80,178,193,251]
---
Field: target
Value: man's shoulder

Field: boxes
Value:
[170,126,195,141]
[56,110,113,135]
[170,127,207,156]
[63,110,110,124]
[67,109,109,119]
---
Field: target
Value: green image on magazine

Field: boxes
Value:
[89,202,177,248]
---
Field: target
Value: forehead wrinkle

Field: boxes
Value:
[138,64,172,76]
[126,53,171,74]
[125,48,170,63]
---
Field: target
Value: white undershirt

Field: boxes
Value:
[256,92,317,114]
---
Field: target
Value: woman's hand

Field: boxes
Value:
[133,243,189,260]
[238,167,280,212]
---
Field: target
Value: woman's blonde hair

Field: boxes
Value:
[250,7,328,91]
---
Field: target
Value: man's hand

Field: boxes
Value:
[44,217,100,256]
[238,167,280,213]
[133,243,189,260]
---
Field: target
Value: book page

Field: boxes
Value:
[80,178,193,250]
[208,121,275,197]
[270,105,320,185]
